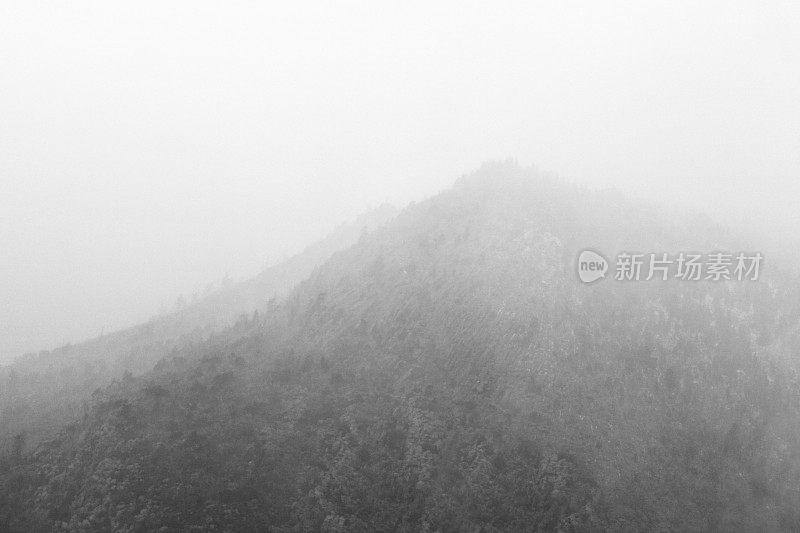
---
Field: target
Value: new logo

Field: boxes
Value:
[577,249,608,283]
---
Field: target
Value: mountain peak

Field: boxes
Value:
[2,164,798,532]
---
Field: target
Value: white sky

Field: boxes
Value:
[1,1,799,362]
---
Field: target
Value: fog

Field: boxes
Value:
[1,0,799,363]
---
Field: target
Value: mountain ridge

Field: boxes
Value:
[0,203,398,453]
[2,162,799,531]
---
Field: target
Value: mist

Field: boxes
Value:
[2,0,799,363]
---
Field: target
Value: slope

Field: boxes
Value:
[2,162,799,532]
[0,204,398,453]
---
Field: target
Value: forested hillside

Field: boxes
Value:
[2,162,799,531]
[0,204,397,455]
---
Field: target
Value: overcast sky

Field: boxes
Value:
[1,1,799,362]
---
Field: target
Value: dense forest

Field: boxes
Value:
[0,204,397,456]
[2,162,799,531]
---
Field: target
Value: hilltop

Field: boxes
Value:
[2,162,799,531]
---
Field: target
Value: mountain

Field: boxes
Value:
[2,161,799,532]
[0,203,398,453]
